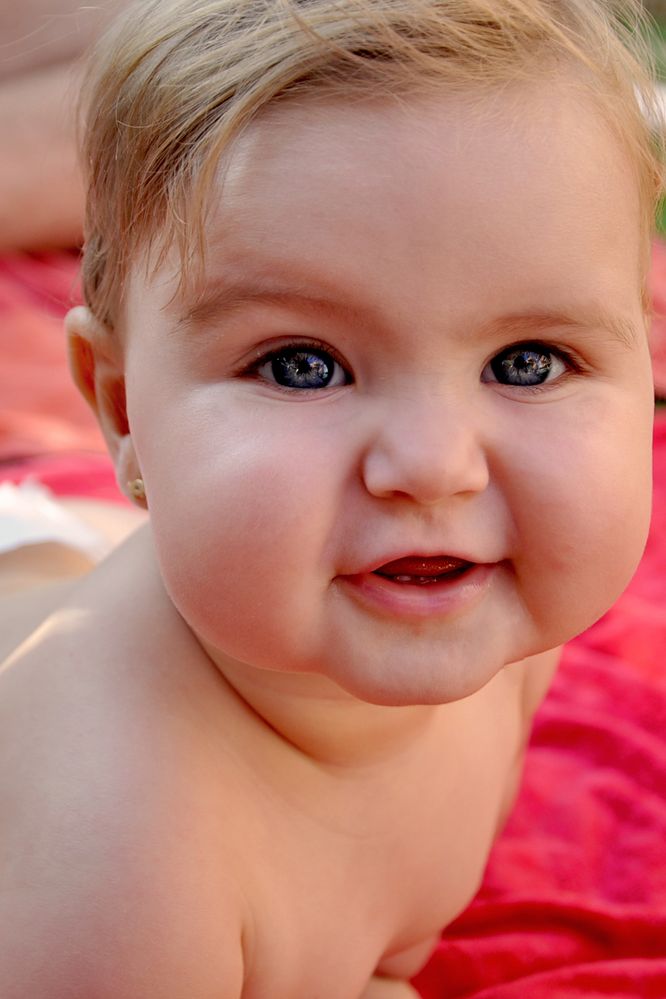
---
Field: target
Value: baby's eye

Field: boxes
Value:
[482,342,568,388]
[254,344,349,390]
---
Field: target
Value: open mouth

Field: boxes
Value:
[341,554,494,620]
[373,555,475,586]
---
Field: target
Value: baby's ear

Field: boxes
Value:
[65,306,139,495]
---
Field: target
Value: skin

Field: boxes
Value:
[0,79,654,997]
[0,0,129,250]
[117,81,651,717]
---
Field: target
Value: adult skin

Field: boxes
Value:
[0,0,128,250]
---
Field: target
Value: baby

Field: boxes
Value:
[0,1,661,996]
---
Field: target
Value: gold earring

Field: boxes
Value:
[128,477,146,503]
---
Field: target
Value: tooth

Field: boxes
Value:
[392,574,438,584]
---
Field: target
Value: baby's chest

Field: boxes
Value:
[237,712,523,997]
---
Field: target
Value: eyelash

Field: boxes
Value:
[483,340,582,393]
[242,338,582,392]
[244,339,351,391]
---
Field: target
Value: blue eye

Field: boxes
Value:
[256,345,348,390]
[484,342,567,387]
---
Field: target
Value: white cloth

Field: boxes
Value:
[0,479,109,560]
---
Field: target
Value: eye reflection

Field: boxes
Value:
[486,343,566,387]
[256,345,348,390]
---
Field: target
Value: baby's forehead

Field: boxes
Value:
[206,84,639,244]
[121,80,645,344]
[219,75,608,170]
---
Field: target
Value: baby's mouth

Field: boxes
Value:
[373,555,474,586]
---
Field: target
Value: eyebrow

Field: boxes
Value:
[478,308,639,349]
[176,275,639,349]
[176,276,370,330]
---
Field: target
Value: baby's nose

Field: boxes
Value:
[361,395,490,506]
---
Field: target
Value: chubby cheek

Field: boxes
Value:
[134,401,342,668]
[508,396,653,643]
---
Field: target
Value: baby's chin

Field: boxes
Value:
[309,640,532,708]
[177,573,581,709]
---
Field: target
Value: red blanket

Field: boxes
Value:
[0,252,105,462]
[1,250,666,997]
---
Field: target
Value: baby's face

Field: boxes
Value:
[121,80,654,705]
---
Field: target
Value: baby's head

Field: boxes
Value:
[70,0,661,705]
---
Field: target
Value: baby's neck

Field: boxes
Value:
[203,649,438,769]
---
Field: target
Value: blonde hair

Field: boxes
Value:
[80,0,663,324]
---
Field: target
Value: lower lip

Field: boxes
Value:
[339,563,496,621]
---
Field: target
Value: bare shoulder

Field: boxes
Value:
[0,531,250,997]
[0,576,79,663]
[519,645,562,720]
[489,646,561,835]
[0,497,147,662]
